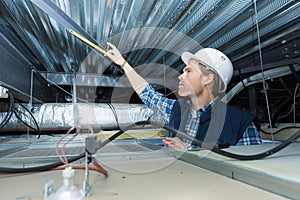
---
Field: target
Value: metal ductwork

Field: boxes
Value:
[1,103,162,132]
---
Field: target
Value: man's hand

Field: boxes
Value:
[163,137,187,150]
[105,42,126,66]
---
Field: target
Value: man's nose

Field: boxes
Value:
[178,73,183,80]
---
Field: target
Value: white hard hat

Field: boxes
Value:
[181,48,233,92]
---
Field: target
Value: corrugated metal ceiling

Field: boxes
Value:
[0,0,299,102]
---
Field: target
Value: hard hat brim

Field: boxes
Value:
[181,51,201,66]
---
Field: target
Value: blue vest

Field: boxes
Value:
[167,99,258,146]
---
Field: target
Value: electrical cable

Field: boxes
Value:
[289,64,300,84]
[51,158,108,177]
[288,64,300,123]
[277,104,294,120]
[1,91,55,137]
[293,83,299,123]
[260,126,300,135]
[13,110,39,133]
[91,158,108,177]
[223,66,300,129]
[56,125,95,166]
[55,126,77,165]
[270,94,294,127]
[54,125,108,176]
[0,91,15,129]
[0,152,85,173]
[1,120,300,173]
[153,121,300,161]
[223,65,300,104]
[91,120,300,161]
[237,66,246,88]
[13,98,43,138]
[0,129,105,174]
[107,103,120,129]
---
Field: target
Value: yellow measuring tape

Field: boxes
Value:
[68,29,107,55]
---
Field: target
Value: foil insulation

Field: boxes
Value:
[1,103,162,132]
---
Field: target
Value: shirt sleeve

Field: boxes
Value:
[236,122,262,145]
[139,84,176,123]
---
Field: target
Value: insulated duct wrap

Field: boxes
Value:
[1,103,162,132]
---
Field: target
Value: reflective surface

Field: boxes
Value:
[0,0,299,78]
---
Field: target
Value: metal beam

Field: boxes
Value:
[40,72,178,91]
[29,0,99,46]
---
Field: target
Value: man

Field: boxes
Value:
[105,42,262,150]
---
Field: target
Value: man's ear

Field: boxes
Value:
[203,73,214,85]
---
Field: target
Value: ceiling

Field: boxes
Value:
[0,0,299,104]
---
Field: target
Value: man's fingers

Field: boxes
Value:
[106,42,113,48]
[107,42,117,51]
[163,137,187,150]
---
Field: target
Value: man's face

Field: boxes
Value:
[177,59,206,97]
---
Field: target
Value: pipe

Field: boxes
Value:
[0,103,161,132]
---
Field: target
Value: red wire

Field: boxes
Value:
[55,126,76,165]
[52,160,108,177]
[55,125,108,176]
[92,159,108,177]
[61,128,80,165]
[56,125,95,166]
[52,166,104,174]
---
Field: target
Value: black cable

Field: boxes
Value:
[237,66,246,88]
[14,110,40,134]
[289,64,300,84]
[0,92,15,129]
[107,103,120,129]
[155,121,300,161]
[13,99,42,138]
[13,99,57,137]
[0,122,145,173]
[100,120,150,147]
[100,120,300,161]
[0,121,145,173]
[260,126,300,135]
[2,120,300,173]
[209,133,300,160]
[0,122,146,173]
[0,153,85,173]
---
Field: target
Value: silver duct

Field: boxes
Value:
[1,103,162,132]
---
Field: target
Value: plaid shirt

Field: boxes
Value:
[139,84,262,146]
[183,100,215,147]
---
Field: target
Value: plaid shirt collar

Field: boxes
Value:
[189,97,218,118]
